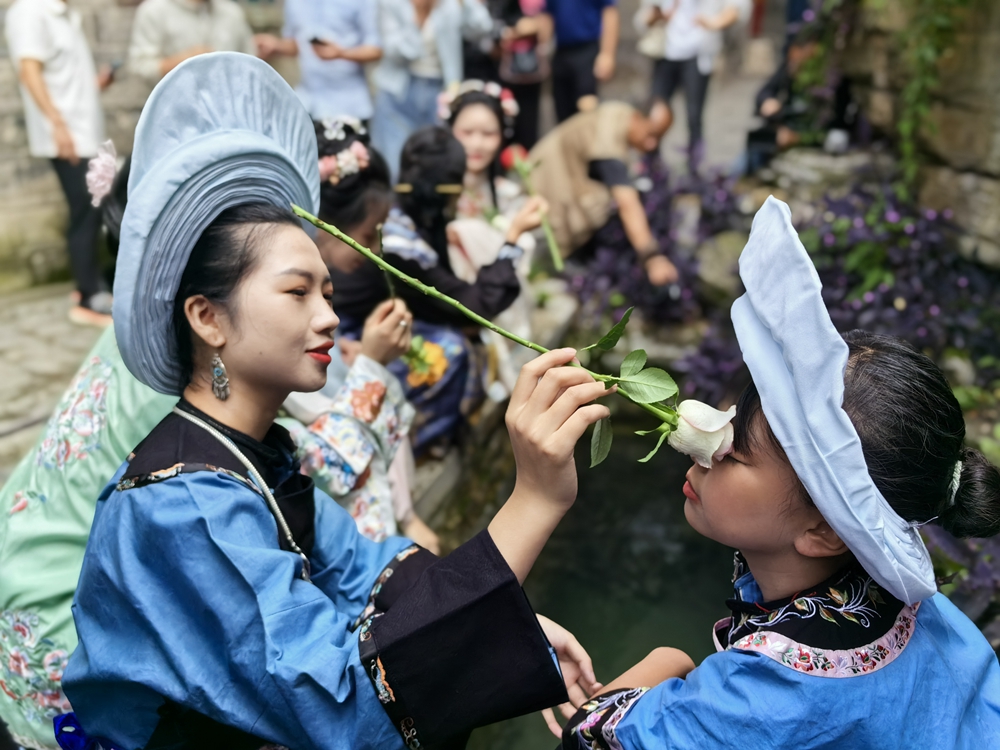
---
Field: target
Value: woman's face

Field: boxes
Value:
[316,198,391,274]
[452,103,503,176]
[217,224,339,398]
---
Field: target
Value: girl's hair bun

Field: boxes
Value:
[941,447,1000,539]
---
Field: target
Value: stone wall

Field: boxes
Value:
[843,0,1000,268]
[0,0,285,292]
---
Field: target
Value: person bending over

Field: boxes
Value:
[529,100,678,286]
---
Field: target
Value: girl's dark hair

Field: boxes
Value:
[733,330,1000,538]
[447,91,508,209]
[397,126,467,260]
[315,119,392,231]
[172,203,301,388]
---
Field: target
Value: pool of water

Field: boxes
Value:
[468,424,735,749]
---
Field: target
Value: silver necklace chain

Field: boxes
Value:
[171,407,312,582]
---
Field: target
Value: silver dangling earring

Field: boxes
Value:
[211,353,230,401]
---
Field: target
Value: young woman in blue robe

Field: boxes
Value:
[559,199,1000,749]
[56,53,609,750]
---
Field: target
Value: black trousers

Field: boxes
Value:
[50,157,104,300]
[552,41,600,123]
[509,81,541,148]
[651,57,711,147]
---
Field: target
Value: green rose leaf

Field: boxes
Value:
[590,416,614,468]
[638,429,670,463]
[620,349,647,379]
[613,368,678,404]
[582,307,634,352]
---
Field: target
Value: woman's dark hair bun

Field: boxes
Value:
[941,447,1000,539]
[314,117,392,231]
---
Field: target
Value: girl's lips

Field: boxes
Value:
[682,480,700,503]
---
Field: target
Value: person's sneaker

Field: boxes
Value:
[69,292,113,328]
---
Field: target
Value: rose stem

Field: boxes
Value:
[293,205,673,423]
[514,156,564,273]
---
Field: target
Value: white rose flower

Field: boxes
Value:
[667,400,736,469]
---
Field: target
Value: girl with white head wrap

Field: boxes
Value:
[560,197,1000,749]
[57,53,614,750]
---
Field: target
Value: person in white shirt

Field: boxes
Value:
[636,0,749,172]
[5,0,114,326]
[127,0,256,83]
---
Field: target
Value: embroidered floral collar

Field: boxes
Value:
[721,553,905,650]
[713,553,919,678]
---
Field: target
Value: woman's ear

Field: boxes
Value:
[794,518,849,559]
[184,295,228,350]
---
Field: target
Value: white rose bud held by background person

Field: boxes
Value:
[667,401,736,468]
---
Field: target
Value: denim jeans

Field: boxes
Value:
[371,76,444,183]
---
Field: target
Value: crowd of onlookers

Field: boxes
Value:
[5,0,849,328]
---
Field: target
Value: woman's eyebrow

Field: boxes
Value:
[279,268,332,285]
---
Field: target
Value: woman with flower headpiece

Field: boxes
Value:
[332,124,548,453]
[54,52,608,750]
[441,80,543,397]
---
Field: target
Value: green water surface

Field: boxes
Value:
[469,428,735,749]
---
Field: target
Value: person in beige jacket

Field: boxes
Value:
[528,100,677,286]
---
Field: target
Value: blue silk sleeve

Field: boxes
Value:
[64,469,409,750]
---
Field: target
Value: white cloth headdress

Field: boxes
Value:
[731,197,937,604]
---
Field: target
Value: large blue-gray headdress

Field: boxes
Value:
[113,52,320,395]
[731,197,936,605]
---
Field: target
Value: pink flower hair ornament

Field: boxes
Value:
[318,141,370,186]
[86,140,118,207]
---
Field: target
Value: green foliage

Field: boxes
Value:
[590,416,614,468]
[584,318,681,467]
[793,0,974,195]
[896,0,974,196]
[582,307,634,353]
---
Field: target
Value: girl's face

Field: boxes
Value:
[452,103,503,176]
[682,420,824,557]
[218,224,339,398]
[316,198,391,274]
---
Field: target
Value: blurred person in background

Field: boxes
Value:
[461,0,552,148]
[127,0,256,83]
[529,101,678,286]
[5,0,115,327]
[637,0,750,173]
[255,0,383,123]
[745,31,856,173]
[543,0,619,123]
[371,0,493,182]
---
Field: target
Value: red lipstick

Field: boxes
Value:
[307,341,334,365]
[682,480,700,503]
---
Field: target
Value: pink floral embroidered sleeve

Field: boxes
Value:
[281,354,414,542]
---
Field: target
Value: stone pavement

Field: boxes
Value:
[0,284,103,485]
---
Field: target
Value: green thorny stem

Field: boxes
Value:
[512,155,564,272]
[293,205,676,425]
